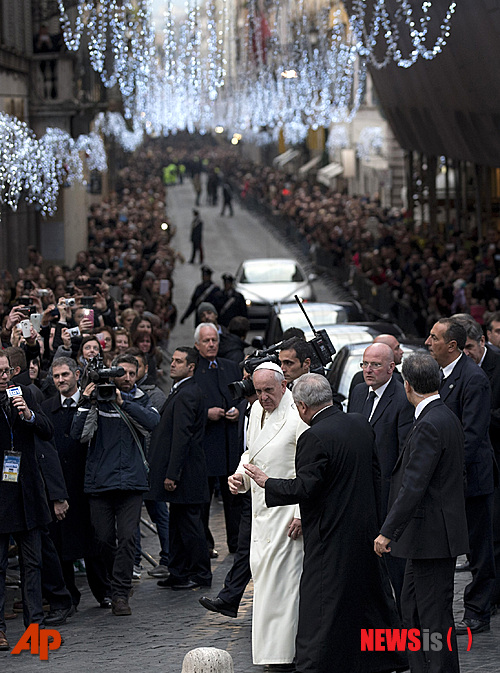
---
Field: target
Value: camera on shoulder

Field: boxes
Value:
[84,356,125,402]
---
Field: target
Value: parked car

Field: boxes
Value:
[234,258,316,328]
[265,301,366,345]
[327,342,425,409]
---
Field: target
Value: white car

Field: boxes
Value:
[235,258,316,328]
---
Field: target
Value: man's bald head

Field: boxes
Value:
[361,342,395,390]
[373,334,403,365]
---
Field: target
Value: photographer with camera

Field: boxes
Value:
[71,353,160,616]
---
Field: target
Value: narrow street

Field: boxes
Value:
[3,179,499,672]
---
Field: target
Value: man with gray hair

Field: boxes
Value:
[245,373,406,673]
[376,353,468,673]
[229,363,306,671]
[194,322,242,557]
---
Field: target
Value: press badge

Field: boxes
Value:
[2,451,21,482]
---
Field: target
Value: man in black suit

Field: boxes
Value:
[485,310,500,352]
[375,352,469,673]
[425,318,495,633]
[42,357,110,609]
[458,316,500,611]
[148,347,212,589]
[245,373,407,673]
[193,322,243,556]
[349,333,404,395]
[348,342,413,612]
[0,352,53,650]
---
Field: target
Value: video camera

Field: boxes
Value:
[228,296,336,399]
[84,355,125,402]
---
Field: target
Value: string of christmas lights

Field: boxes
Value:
[56,1,458,140]
[0,112,106,216]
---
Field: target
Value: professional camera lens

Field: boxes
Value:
[228,378,256,399]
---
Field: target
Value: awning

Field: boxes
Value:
[317,162,343,187]
[273,149,300,167]
[298,155,321,176]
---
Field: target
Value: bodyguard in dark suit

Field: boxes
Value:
[376,352,469,673]
[246,374,407,673]
[193,323,243,554]
[0,352,53,648]
[425,318,495,633]
[349,333,404,396]
[148,347,212,589]
[460,317,500,611]
[41,357,110,608]
[348,342,413,612]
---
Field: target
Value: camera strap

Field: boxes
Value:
[111,402,150,474]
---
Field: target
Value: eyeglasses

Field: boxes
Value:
[0,367,14,377]
[360,362,383,370]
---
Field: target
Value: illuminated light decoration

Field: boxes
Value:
[0,112,107,216]
[357,126,384,159]
[350,0,458,69]
[327,125,349,153]
[93,111,144,152]
[58,0,156,114]
[56,1,457,140]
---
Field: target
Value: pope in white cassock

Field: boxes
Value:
[229,363,307,670]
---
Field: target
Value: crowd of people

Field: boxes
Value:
[0,135,499,673]
[230,162,500,337]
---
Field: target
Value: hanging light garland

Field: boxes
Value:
[0,112,106,216]
[350,0,457,69]
[56,1,458,140]
[357,126,384,159]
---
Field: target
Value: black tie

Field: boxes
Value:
[63,398,74,408]
[361,390,377,419]
[439,369,445,389]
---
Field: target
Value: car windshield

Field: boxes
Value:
[239,261,304,284]
[279,306,347,331]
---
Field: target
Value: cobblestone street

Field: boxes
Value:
[2,182,499,672]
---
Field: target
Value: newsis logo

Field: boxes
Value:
[361,628,473,652]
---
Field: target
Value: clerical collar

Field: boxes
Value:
[311,404,333,421]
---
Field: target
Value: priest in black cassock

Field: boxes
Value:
[244,373,408,673]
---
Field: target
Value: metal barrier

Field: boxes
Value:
[239,193,422,336]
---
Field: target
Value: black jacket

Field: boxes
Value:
[0,385,53,534]
[439,353,494,497]
[381,399,469,559]
[147,378,209,504]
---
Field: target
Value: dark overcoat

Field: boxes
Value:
[147,378,209,504]
[439,353,494,497]
[348,376,413,518]
[194,355,242,477]
[0,385,53,534]
[381,399,469,559]
[41,394,93,560]
[265,406,407,673]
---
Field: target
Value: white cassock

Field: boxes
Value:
[235,388,307,665]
